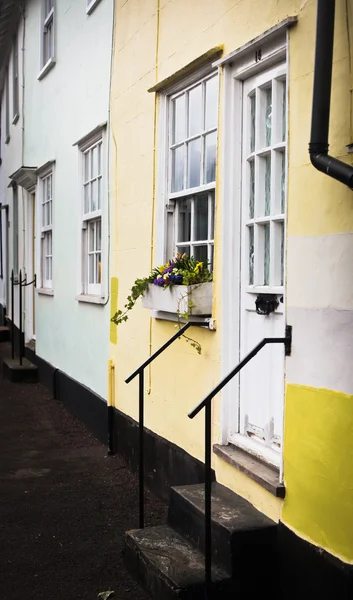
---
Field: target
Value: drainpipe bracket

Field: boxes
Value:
[308,142,329,155]
[346,143,353,154]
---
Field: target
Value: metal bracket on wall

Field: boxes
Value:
[285,324,292,356]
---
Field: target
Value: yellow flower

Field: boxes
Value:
[194,261,203,274]
[158,265,164,274]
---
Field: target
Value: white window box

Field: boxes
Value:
[142,282,213,316]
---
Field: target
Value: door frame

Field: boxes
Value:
[219,26,290,478]
[25,186,36,342]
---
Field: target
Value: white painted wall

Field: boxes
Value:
[0,18,25,325]
[23,0,114,398]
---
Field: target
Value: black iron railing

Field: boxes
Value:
[10,269,36,364]
[126,321,196,528]
[188,326,292,599]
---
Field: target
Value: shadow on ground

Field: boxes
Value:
[0,343,167,600]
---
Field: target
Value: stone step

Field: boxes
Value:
[168,482,277,577]
[2,357,38,383]
[0,326,9,342]
[123,525,233,600]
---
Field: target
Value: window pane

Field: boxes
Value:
[265,155,271,216]
[84,152,90,182]
[98,177,102,209]
[187,138,201,188]
[209,244,214,272]
[96,219,102,251]
[188,84,202,136]
[209,194,215,239]
[92,146,98,178]
[48,200,52,226]
[47,231,52,254]
[205,132,216,184]
[194,195,208,240]
[173,95,185,144]
[250,94,256,153]
[88,254,94,284]
[171,146,184,192]
[176,245,190,257]
[45,257,50,280]
[249,160,254,218]
[281,152,286,213]
[177,198,191,242]
[205,76,218,130]
[282,81,286,142]
[91,179,98,212]
[98,143,102,175]
[88,222,95,251]
[248,226,254,285]
[265,87,272,146]
[47,175,52,200]
[264,223,270,285]
[96,253,102,284]
[193,245,208,264]
[84,184,90,214]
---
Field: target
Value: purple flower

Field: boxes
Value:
[153,277,165,286]
[163,265,174,274]
[170,274,183,284]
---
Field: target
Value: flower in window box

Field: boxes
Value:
[110,253,213,353]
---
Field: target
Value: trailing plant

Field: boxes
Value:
[111,253,213,354]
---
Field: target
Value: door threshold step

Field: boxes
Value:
[124,525,232,600]
[213,444,285,498]
[2,357,38,383]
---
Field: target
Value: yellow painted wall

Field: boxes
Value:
[110,0,353,560]
[282,385,353,564]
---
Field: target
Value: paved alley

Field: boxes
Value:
[0,343,166,600]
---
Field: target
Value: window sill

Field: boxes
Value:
[12,114,19,125]
[37,288,54,296]
[86,0,102,14]
[75,294,105,305]
[213,443,285,498]
[37,58,56,81]
[151,310,216,329]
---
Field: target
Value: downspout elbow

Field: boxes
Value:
[309,147,353,190]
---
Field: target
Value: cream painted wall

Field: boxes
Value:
[23,0,114,398]
[110,0,353,544]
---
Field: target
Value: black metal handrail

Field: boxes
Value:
[126,321,194,528]
[188,327,292,599]
[10,269,36,364]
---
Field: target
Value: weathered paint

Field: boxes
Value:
[282,384,353,564]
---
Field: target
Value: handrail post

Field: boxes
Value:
[11,270,14,360]
[139,368,144,529]
[204,400,212,598]
[19,269,23,366]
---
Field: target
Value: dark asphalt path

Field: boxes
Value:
[0,342,166,600]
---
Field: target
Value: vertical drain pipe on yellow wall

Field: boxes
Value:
[107,359,116,455]
[147,0,161,395]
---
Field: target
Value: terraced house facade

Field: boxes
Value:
[0,0,352,597]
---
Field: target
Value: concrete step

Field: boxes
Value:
[123,525,233,600]
[168,482,277,577]
[0,326,9,342]
[2,356,38,383]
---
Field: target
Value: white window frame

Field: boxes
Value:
[217,20,294,451]
[38,166,54,290]
[77,128,105,299]
[12,33,19,124]
[38,0,55,80]
[156,64,219,270]
[86,0,102,15]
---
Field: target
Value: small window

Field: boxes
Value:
[12,34,19,123]
[165,72,218,269]
[80,135,103,295]
[5,67,10,143]
[86,0,102,15]
[40,170,53,289]
[40,0,55,74]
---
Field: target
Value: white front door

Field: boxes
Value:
[229,63,287,468]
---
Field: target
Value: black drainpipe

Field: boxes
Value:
[309,0,353,189]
